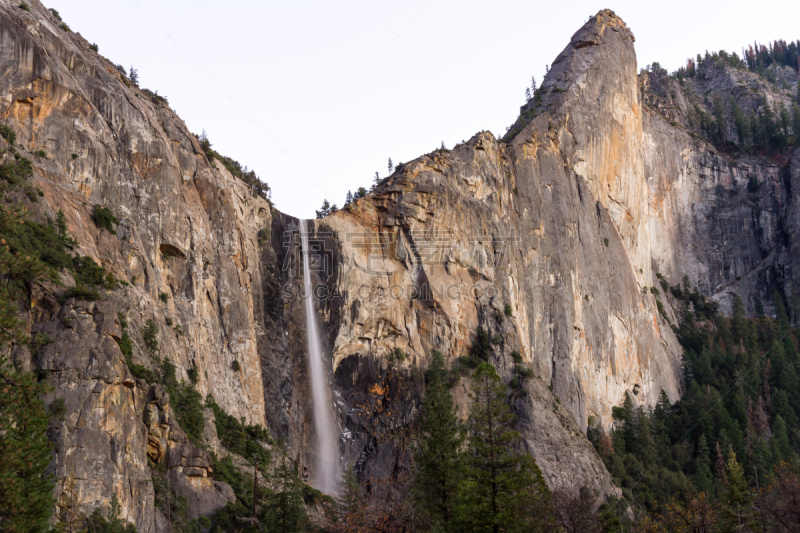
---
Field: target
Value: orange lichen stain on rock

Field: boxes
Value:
[78,181,92,198]
[368,383,385,397]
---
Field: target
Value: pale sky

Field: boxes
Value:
[49,0,800,219]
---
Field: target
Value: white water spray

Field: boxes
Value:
[299,219,339,494]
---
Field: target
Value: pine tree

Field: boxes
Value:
[525,87,531,102]
[335,467,365,528]
[634,406,657,467]
[695,434,713,492]
[721,451,757,533]
[0,354,55,533]
[456,363,551,533]
[652,389,672,433]
[771,415,795,463]
[316,199,332,219]
[715,441,727,483]
[792,103,800,140]
[413,350,464,532]
[345,190,353,204]
[84,494,137,533]
[265,449,306,533]
[733,100,747,145]
[129,67,139,86]
[57,469,85,533]
[780,105,792,137]
[388,158,393,173]
[713,95,726,144]
[774,289,791,331]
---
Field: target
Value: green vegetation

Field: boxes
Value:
[411,352,552,532]
[141,88,168,106]
[92,204,118,234]
[142,319,158,354]
[586,278,800,530]
[389,347,407,363]
[0,124,16,145]
[49,397,66,419]
[0,355,54,532]
[231,359,240,372]
[458,363,552,531]
[666,41,800,156]
[205,394,271,465]
[413,350,464,531]
[315,199,338,219]
[83,495,137,532]
[158,291,169,303]
[161,358,205,444]
[89,43,98,53]
[150,460,208,533]
[263,450,308,532]
[504,303,513,317]
[197,130,271,201]
[205,396,305,533]
[18,2,29,11]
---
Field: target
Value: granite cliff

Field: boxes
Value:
[1,2,798,529]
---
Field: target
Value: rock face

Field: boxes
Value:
[2,2,799,529]
[639,60,800,318]
[315,11,679,495]
[1,1,269,528]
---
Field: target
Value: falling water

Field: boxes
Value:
[299,219,339,494]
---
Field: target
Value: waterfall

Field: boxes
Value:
[299,219,339,494]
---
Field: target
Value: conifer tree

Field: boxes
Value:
[771,415,794,463]
[84,494,136,533]
[733,100,747,145]
[316,199,332,219]
[456,363,551,533]
[0,354,54,533]
[721,451,757,533]
[57,469,85,533]
[335,467,365,529]
[793,104,800,139]
[388,158,393,173]
[713,95,726,144]
[265,449,306,533]
[780,105,792,137]
[413,350,464,532]
[695,434,713,492]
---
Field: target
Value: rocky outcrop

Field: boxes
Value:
[313,12,680,497]
[637,42,800,317]
[1,0,269,528]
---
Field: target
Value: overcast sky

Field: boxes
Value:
[50,0,799,219]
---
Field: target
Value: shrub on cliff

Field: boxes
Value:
[92,205,118,234]
[0,124,15,146]
[83,494,137,533]
[205,394,271,466]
